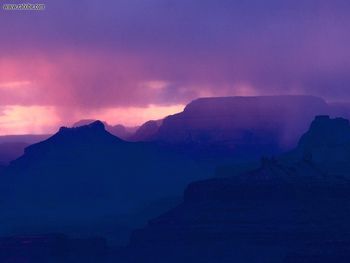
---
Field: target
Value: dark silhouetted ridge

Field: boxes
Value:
[298,115,350,149]
[0,120,208,245]
[126,115,350,263]
[22,120,123,158]
[72,119,136,140]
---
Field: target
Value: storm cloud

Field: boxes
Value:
[1,0,350,132]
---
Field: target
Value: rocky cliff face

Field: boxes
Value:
[154,96,330,160]
[299,115,350,149]
[278,115,350,176]
[126,116,350,263]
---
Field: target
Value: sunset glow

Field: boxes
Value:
[1,1,350,134]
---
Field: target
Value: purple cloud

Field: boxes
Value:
[0,0,350,132]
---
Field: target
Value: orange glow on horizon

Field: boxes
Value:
[0,106,60,135]
[0,104,185,135]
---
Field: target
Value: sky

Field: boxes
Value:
[0,0,350,134]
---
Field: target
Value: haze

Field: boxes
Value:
[1,0,350,134]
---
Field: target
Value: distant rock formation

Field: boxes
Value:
[153,95,330,159]
[2,95,350,165]
[278,115,350,176]
[72,119,137,140]
[126,115,350,263]
[299,115,350,149]
[0,121,209,244]
[129,120,162,142]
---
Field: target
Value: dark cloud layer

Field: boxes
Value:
[1,0,350,111]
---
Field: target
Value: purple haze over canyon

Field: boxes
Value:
[1,0,350,134]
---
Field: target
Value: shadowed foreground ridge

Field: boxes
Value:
[0,121,207,245]
[126,115,350,263]
[2,116,350,262]
[0,234,108,263]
